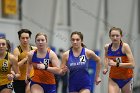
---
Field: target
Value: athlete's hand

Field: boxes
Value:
[7,74,14,81]
[95,76,101,85]
[61,65,68,75]
[103,68,108,75]
[37,62,46,70]
[25,77,31,84]
[108,59,116,66]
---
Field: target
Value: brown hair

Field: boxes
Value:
[0,37,11,52]
[109,27,123,37]
[35,33,47,42]
[6,40,11,52]
[70,31,86,47]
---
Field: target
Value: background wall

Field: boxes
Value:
[0,19,21,51]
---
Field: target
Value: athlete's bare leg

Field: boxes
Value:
[30,84,44,93]
[1,89,12,93]
[26,82,31,93]
[80,89,90,93]
[108,78,120,93]
[121,79,133,93]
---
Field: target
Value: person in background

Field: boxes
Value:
[13,29,36,93]
[0,37,20,93]
[60,31,101,93]
[103,27,135,93]
[27,33,65,93]
[55,48,68,93]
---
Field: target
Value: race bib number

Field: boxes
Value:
[116,57,122,63]
[79,55,86,62]
[43,59,50,66]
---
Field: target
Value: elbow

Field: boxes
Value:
[96,57,101,63]
[129,62,135,69]
[96,58,101,68]
[131,64,135,69]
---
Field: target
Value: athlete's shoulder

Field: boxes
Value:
[122,42,131,53]
[31,46,37,50]
[62,50,69,59]
[85,48,96,58]
[28,49,36,56]
[84,48,91,51]
[63,50,69,55]
[49,49,58,58]
[104,43,110,48]
[13,45,21,54]
[122,42,129,48]
[104,43,110,51]
[84,48,93,54]
[8,53,17,62]
[13,47,20,53]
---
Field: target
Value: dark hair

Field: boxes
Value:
[109,27,123,36]
[59,48,64,53]
[18,29,32,39]
[6,40,11,52]
[70,31,86,47]
[35,33,47,42]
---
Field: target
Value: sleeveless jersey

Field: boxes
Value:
[0,52,12,86]
[67,48,91,86]
[31,48,55,84]
[17,45,34,80]
[107,43,133,79]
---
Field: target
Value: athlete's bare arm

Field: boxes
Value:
[120,43,135,69]
[103,44,109,74]
[9,53,20,79]
[86,48,101,85]
[13,48,28,67]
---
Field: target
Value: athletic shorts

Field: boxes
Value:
[30,80,56,93]
[112,78,132,88]
[69,80,91,92]
[13,80,26,93]
[0,82,13,92]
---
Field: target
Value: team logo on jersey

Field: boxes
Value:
[79,55,86,62]
[1,61,8,72]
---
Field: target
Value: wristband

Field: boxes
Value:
[116,62,120,67]
[44,64,48,70]
[27,78,31,82]
[13,74,17,80]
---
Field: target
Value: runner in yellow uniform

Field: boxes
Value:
[13,29,36,93]
[0,37,20,93]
